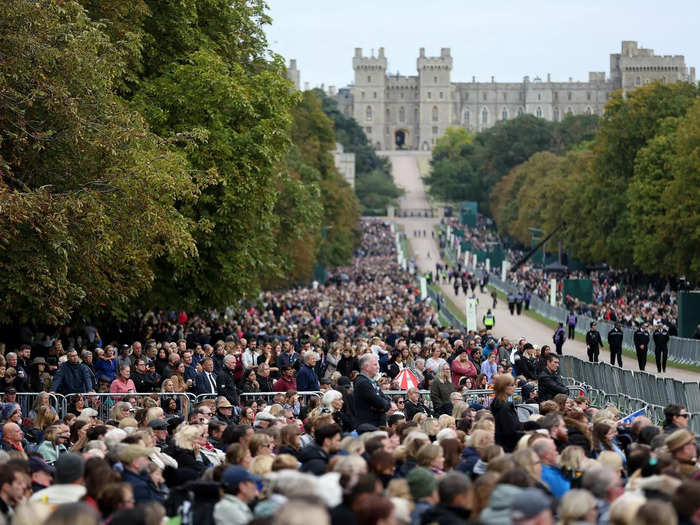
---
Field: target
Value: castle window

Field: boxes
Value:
[366,106,373,121]
[566,107,573,115]
[537,93,541,101]
[503,93,507,101]
[586,107,592,115]
[428,91,432,99]
[432,106,439,121]
[636,76,641,86]
[414,108,419,121]
[553,108,560,122]
[373,91,377,99]
[554,92,559,101]
[481,107,488,124]
[567,92,572,101]
[502,108,508,120]
[464,111,470,125]
[434,76,438,83]
[439,91,444,99]
[365,126,372,134]
[517,107,523,116]
[483,92,487,101]
[399,107,405,122]
[536,107,542,118]
[432,126,438,134]
[361,91,365,99]
[587,92,591,101]
[367,76,372,83]
[386,109,390,120]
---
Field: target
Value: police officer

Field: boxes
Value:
[653,325,670,373]
[507,292,515,315]
[585,322,603,363]
[515,291,524,315]
[483,309,495,330]
[634,323,651,371]
[607,323,624,367]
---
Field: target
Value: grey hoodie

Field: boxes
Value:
[480,484,524,525]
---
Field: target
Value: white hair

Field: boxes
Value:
[436,428,458,442]
[321,390,343,409]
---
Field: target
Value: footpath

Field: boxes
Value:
[385,152,699,382]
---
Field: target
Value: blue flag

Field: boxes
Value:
[619,408,646,425]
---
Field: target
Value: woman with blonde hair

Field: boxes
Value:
[438,414,456,432]
[490,374,522,452]
[557,489,597,525]
[34,405,59,433]
[559,445,587,488]
[412,412,428,425]
[249,433,274,457]
[250,454,274,476]
[170,424,211,486]
[420,418,439,439]
[452,401,470,420]
[143,407,164,427]
[416,443,445,474]
[430,363,455,414]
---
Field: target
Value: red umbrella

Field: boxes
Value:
[395,369,419,390]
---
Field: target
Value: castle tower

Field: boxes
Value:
[417,48,453,150]
[286,59,300,91]
[352,48,387,149]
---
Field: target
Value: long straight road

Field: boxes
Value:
[386,152,699,382]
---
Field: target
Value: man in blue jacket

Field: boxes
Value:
[533,438,571,499]
[50,349,95,394]
[121,444,166,504]
[296,352,320,392]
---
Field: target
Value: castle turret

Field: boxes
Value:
[352,48,387,149]
[417,48,453,149]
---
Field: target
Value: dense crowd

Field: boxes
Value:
[0,220,698,525]
[441,217,681,333]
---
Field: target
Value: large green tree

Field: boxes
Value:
[0,0,198,323]
[573,81,698,269]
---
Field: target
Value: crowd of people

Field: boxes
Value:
[440,217,682,334]
[0,220,697,525]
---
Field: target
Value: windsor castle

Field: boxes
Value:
[287,41,695,151]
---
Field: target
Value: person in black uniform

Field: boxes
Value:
[633,323,651,371]
[653,325,670,373]
[607,323,624,367]
[585,322,603,363]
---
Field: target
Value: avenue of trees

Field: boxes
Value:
[428,82,700,281]
[0,0,359,324]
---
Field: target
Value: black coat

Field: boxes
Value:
[538,369,569,401]
[299,443,329,476]
[491,398,523,453]
[607,328,624,350]
[517,357,538,381]
[216,369,239,405]
[585,330,603,351]
[634,329,650,349]
[404,399,431,422]
[653,329,669,351]
[354,374,391,427]
[419,504,471,525]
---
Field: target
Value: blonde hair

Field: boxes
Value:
[558,489,597,525]
[250,454,274,476]
[173,424,204,451]
[609,494,646,525]
[412,412,428,424]
[468,429,494,453]
[339,436,365,455]
[559,445,586,471]
[472,419,495,433]
[144,407,164,426]
[416,443,442,468]
[249,433,274,456]
[438,414,455,431]
[492,374,515,401]
[452,401,470,419]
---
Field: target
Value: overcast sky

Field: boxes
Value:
[265,0,699,89]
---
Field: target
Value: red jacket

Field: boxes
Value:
[273,377,297,392]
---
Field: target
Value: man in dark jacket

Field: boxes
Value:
[538,354,569,402]
[585,322,603,363]
[419,471,472,525]
[50,350,95,394]
[354,354,391,427]
[634,323,651,371]
[653,325,670,373]
[404,387,432,421]
[607,323,624,367]
[216,354,240,406]
[296,352,320,392]
[131,358,158,392]
[121,445,166,503]
[299,423,340,476]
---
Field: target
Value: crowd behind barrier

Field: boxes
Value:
[439,224,700,366]
[0,220,697,525]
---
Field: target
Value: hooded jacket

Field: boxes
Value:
[479,484,524,525]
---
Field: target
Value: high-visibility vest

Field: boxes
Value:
[484,314,495,327]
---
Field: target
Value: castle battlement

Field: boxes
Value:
[334,41,694,151]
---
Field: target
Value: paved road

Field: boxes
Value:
[386,152,699,382]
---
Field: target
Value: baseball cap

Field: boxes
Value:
[511,488,551,520]
[147,419,169,430]
[28,455,55,475]
[221,466,260,488]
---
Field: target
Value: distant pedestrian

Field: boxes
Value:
[607,323,624,367]
[553,322,566,356]
[566,311,577,340]
[507,293,515,315]
[634,323,650,371]
[653,325,670,373]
